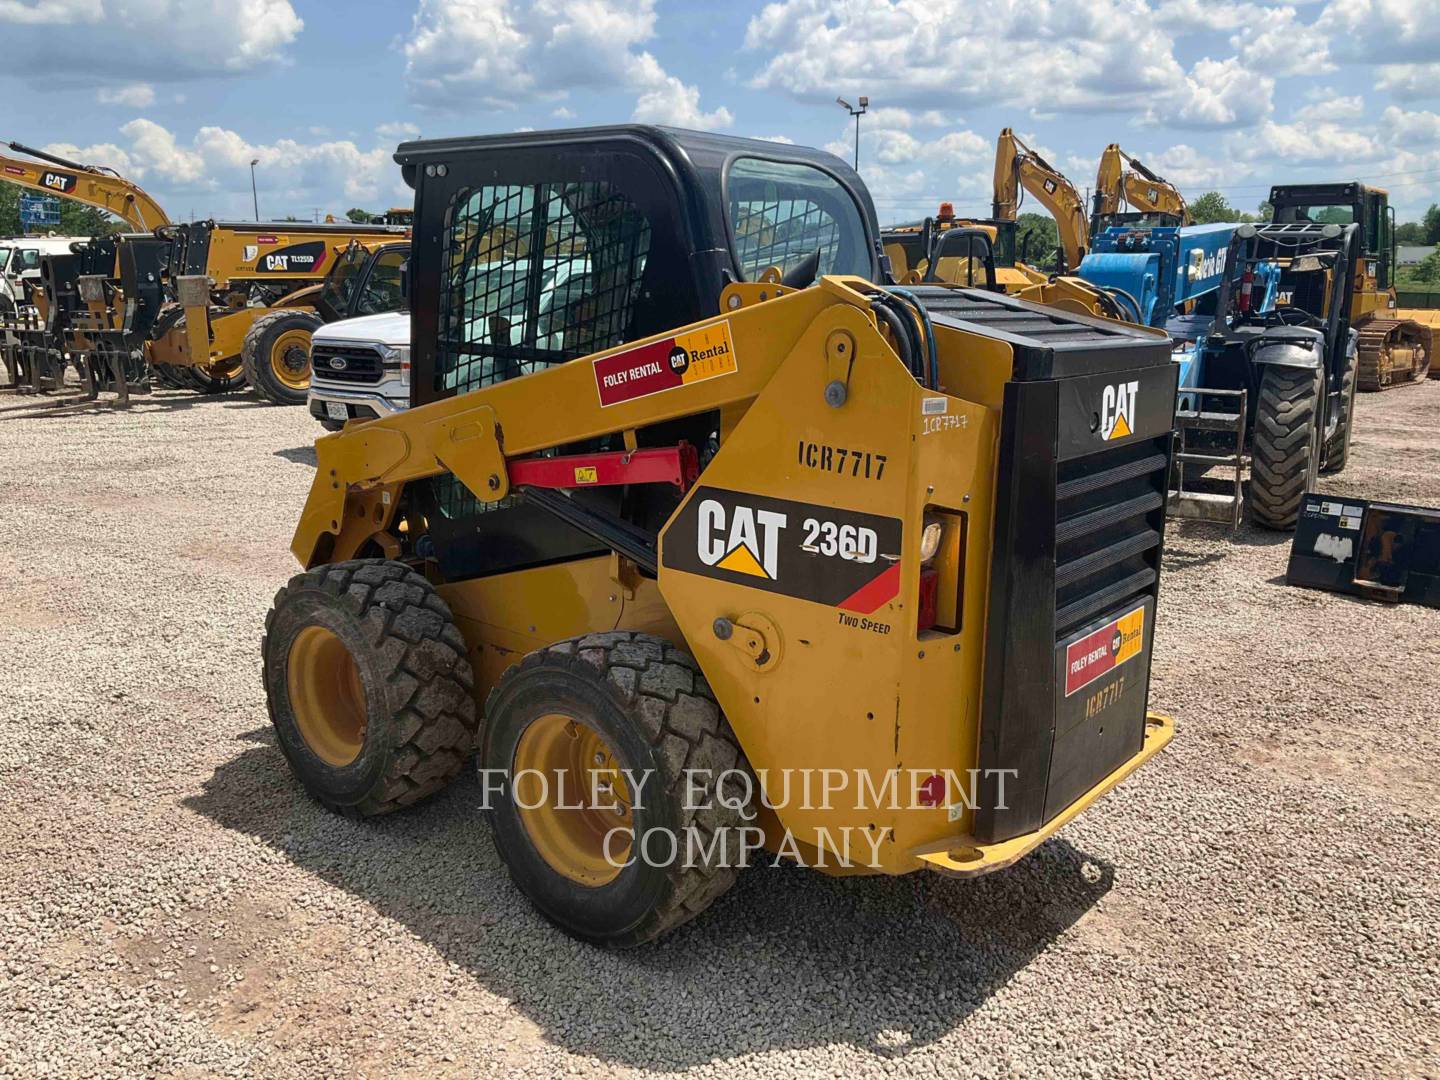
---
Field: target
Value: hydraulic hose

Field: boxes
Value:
[886,287,939,390]
[870,299,918,382]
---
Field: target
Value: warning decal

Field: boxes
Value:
[1064,605,1146,697]
[593,320,737,407]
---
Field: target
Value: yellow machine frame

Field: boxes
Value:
[292,276,1173,877]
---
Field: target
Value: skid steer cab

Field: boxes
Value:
[261,126,1178,947]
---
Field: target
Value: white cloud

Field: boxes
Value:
[402,0,729,129]
[1146,143,1249,190]
[0,0,99,25]
[1294,94,1366,124]
[1319,0,1440,63]
[756,135,796,144]
[1148,57,1275,129]
[632,75,734,128]
[1233,117,1386,164]
[1378,62,1440,100]
[96,83,156,108]
[0,0,302,79]
[1380,104,1440,143]
[45,120,400,217]
[375,121,422,141]
[745,0,1191,117]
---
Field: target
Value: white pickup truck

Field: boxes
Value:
[0,235,89,315]
[306,310,411,431]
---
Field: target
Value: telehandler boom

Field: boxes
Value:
[263,126,1177,946]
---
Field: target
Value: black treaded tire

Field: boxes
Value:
[242,309,324,406]
[482,631,755,948]
[262,558,478,815]
[1250,365,1321,530]
[1321,347,1357,475]
[188,364,246,394]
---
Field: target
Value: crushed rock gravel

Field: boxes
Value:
[0,381,1435,1079]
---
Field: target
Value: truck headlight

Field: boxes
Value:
[381,343,411,387]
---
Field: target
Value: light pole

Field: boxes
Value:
[249,158,260,222]
[836,95,869,171]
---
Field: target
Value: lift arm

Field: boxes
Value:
[1,141,171,231]
[1093,144,1189,224]
[991,128,1088,272]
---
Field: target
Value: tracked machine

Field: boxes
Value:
[1269,182,1431,391]
[262,126,1178,946]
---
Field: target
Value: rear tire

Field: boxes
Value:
[1321,347,1357,475]
[262,559,478,815]
[1250,365,1321,530]
[242,309,323,406]
[482,632,754,947]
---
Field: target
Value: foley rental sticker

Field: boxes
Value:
[593,320,737,407]
[1064,605,1146,697]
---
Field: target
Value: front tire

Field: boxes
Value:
[482,632,754,947]
[262,559,478,815]
[1250,365,1321,530]
[243,309,324,406]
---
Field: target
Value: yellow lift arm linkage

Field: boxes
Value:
[0,141,171,232]
[1093,144,1189,223]
[991,128,1088,272]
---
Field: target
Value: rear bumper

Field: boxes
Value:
[910,712,1173,878]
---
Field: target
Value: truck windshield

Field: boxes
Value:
[320,244,367,311]
[726,157,870,281]
[0,248,10,274]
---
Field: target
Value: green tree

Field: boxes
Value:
[1404,248,1440,283]
[345,207,374,223]
[1015,212,1060,269]
[0,179,123,236]
[1395,220,1424,244]
[1423,204,1440,245]
[1189,191,1242,224]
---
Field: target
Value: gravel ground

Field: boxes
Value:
[0,380,1436,1079]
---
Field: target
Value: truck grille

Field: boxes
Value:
[1054,437,1169,638]
[311,343,384,384]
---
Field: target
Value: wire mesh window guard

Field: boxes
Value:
[726,157,870,281]
[436,181,652,397]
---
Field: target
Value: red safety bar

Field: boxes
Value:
[507,443,700,491]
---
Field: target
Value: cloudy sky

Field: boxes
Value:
[2,0,1438,225]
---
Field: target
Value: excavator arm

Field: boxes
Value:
[992,128,1089,272]
[1,141,170,232]
[1093,143,1189,224]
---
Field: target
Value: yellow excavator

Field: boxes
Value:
[992,128,1089,272]
[1,141,170,231]
[1092,144,1189,229]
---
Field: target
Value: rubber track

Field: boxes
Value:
[265,559,478,816]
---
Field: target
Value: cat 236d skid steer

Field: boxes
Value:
[263,127,1178,946]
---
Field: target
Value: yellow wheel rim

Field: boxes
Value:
[270,328,313,391]
[202,357,244,381]
[287,626,367,767]
[512,714,633,886]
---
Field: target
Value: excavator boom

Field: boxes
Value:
[1093,144,1188,225]
[992,128,1089,272]
[1,140,171,231]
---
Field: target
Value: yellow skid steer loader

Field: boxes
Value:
[262,127,1177,946]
